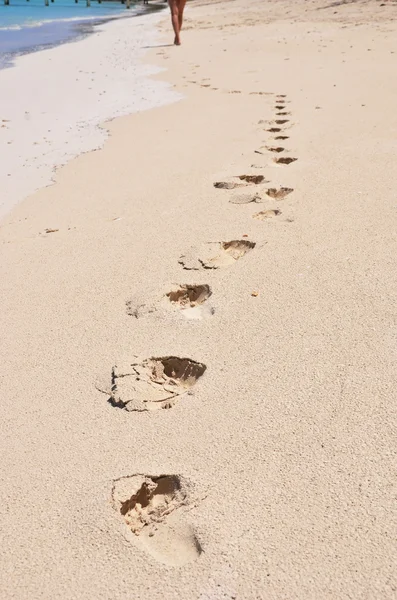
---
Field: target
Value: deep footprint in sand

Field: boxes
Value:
[166,284,214,319]
[253,209,281,220]
[275,119,289,125]
[266,127,282,133]
[126,285,214,320]
[275,135,289,140]
[266,146,285,153]
[112,474,202,566]
[238,174,265,184]
[179,240,255,270]
[214,175,265,189]
[276,112,290,116]
[274,157,297,165]
[104,356,206,411]
[266,187,294,199]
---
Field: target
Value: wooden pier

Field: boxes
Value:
[1,0,162,7]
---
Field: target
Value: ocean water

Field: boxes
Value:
[0,0,158,68]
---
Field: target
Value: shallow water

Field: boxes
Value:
[0,0,134,29]
[0,0,156,68]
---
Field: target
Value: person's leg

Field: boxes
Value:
[177,0,187,31]
[168,0,181,45]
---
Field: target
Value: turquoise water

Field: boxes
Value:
[0,0,155,68]
[0,0,135,30]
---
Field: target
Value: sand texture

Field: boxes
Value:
[1,0,397,598]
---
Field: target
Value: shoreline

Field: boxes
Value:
[1,1,397,598]
[0,16,131,71]
[0,5,180,219]
[0,3,165,70]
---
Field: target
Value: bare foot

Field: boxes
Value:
[174,36,181,45]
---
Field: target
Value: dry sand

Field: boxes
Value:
[1,0,397,598]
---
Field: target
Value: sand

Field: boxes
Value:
[0,9,180,218]
[1,0,397,598]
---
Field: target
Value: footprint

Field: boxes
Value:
[266,187,294,199]
[126,285,213,320]
[275,105,285,110]
[274,135,289,140]
[276,112,290,116]
[105,357,206,411]
[214,179,245,190]
[213,174,265,189]
[266,127,281,133]
[266,146,285,153]
[179,240,255,270]
[229,192,262,205]
[276,94,287,98]
[112,474,202,566]
[166,284,214,319]
[275,119,289,125]
[126,298,156,319]
[238,174,266,184]
[253,209,281,220]
[274,157,297,165]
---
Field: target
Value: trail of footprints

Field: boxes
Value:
[100,93,297,567]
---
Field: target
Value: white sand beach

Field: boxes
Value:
[0,0,397,598]
[0,8,180,217]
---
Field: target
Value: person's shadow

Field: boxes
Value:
[142,44,174,48]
